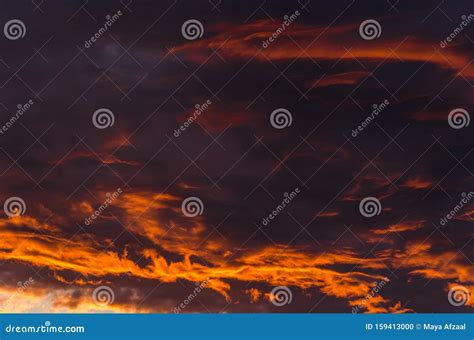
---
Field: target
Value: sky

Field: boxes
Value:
[0,0,473,313]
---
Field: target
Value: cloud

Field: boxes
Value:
[372,220,425,235]
[401,177,433,190]
[0,0,472,314]
[309,71,370,89]
[172,20,474,77]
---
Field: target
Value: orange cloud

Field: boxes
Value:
[0,215,59,233]
[0,218,389,311]
[309,71,369,89]
[49,151,140,167]
[244,288,262,303]
[372,220,425,235]
[0,190,472,313]
[318,211,340,218]
[402,177,432,189]
[172,20,474,78]
[391,242,474,285]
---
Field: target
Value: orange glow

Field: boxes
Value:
[0,191,472,313]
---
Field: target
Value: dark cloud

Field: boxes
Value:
[0,0,472,313]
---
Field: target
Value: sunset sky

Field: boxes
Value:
[0,0,473,313]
